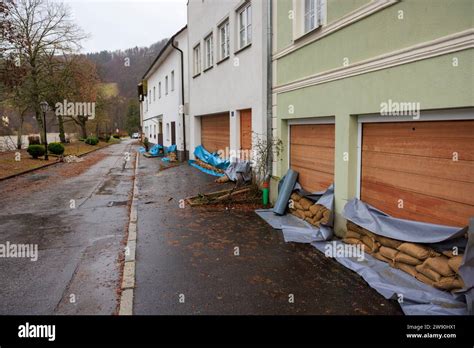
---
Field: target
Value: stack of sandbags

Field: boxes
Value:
[343,221,465,292]
[288,192,331,227]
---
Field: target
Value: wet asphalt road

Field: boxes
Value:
[0,140,135,314]
[134,156,403,315]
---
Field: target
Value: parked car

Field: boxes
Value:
[132,133,140,139]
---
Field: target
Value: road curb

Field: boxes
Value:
[118,152,139,315]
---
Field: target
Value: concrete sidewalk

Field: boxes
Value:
[134,156,402,315]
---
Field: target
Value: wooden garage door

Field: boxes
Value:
[361,120,474,227]
[201,113,230,154]
[290,124,335,192]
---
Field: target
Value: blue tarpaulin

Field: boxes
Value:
[193,145,230,170]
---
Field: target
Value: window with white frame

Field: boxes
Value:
[238,3,252,49]
[165,75,168,95]
[303,0,325,34]
[153,87,156,101]
[193,44,201,75]
[218,19,230,60]
[159,82,161,98]
[171,70,175,91]
[204,34,213,69]
[149,90,151,104]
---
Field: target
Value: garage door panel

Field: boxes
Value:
[201,114,230,154]
[363,121,474,138]
[290,124,335,147]
[362,166,474,206]
[363,151,474,183]
[290,124,335,193]
[361,181,474,227]
[292,165,333,193]
[290,145,334,175]
[361,120,474,227]
[362,137,474,160]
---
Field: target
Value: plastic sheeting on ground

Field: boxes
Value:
[224,160,252,182]
[256,183,334,243]
[188,160,224,177]
[194,145,230,170]
[311,240,473,315]
[342,198,473,315]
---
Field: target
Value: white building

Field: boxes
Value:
[140,26,190,160]
[187,0,270,160]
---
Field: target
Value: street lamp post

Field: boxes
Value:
[40,101,49,161]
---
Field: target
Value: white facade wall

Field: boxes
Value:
[187,0,268,159]
[142,28,190,154]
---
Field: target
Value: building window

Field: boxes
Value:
[159,82,161,98]
[219,19,230,60]
[193,44,201,75]
[238,3,252,49]
[303,0,325,34]
[204,34,213,69]
[171,70,175,91]
[165,76,169,95]
[153,87,156,101]
[153,124,156,139]
[149,90,151,104]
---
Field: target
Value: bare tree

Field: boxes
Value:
[3,0,87,144]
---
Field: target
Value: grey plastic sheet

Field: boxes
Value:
[312,240,472,315]
[343,199,473,295]
[224,160,252,182]
[256,184,334,243]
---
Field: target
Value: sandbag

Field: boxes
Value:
[343,238,363,245]
[290,193,301,202]
[375,235,403,250]
[424,256,454,277]
[442,250,456,258]
[394,252,422,266]
[396,262,418,277]
[379,246,398,261]
[304,210,313,218]
[416,264,442,282]
[434,276,464,291]
[415,272,436,286]
[313,208,324,222]
[362,235,379,253]
[373,252,392,264]
[309,204,321,215]
[397,243,431,260]
[320,210,331,225]
[448,255,463,274]
[299,198,313,210]
[294,201,303,210]
[292,209,306,220]
[345,230,361,239]
[347,221,366,236]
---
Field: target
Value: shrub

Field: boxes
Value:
[112,134,120,139]
[48,142,65,155]
[85,136,99,145]
[105,135,111,143]
[27,145,45,159]
[28,135,40,145]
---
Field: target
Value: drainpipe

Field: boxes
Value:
[171,39,187,161]
[266,0,273,179]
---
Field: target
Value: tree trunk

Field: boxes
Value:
[57,114,66,143]
[80,121,87,139]
[17,113,24,150]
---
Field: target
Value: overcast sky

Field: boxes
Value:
[61,0,187,53]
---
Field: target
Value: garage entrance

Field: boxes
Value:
[289,123,335,193]
[361,120,474,227]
